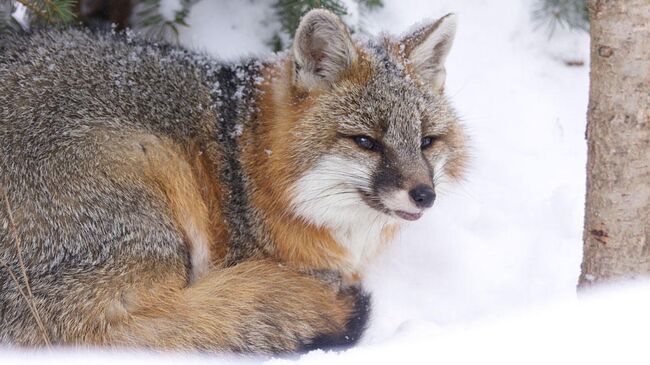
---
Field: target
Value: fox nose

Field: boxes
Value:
[409,185,436,208]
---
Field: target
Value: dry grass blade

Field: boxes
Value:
[1,186,51,346]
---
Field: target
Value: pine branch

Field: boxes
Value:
[42,0,76,23]
[357,0,382,9]
[271,0,382,50]
[274,0,348,37]
[11,0,77,25]
[533,0,588,33]
[134,0,197,41]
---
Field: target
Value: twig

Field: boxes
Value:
[1,187,51,346]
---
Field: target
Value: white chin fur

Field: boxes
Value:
[382,189,422,215]
[290,155,396,271]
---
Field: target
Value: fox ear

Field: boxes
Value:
[292,9,357,90]
[402,13,457,93]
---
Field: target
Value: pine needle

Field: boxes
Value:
[533,0,588,34]
[13,0,76,24]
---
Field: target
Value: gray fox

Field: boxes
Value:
[0,9,467,353]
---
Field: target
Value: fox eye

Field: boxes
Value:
[353,135,380,152]
[421,136,438,150]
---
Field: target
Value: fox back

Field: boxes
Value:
[0,10,466,352]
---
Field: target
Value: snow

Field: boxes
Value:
[178,0,589,355]
[177,0,280,60]
[359,0,590,339]
[158,0,183,22]
[4,283,650,364]
[9,0,647,363]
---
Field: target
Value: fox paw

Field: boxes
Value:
[298,285,371,352]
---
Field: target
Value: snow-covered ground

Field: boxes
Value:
[360,0,590,339]
[179,2,589,332]
[5,283,650,364]
[10,0,645,363]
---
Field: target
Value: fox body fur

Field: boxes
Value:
[0,10,467,353]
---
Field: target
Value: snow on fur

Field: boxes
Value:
[2,0,629,363]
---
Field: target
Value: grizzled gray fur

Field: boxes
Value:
[0,9,466,353]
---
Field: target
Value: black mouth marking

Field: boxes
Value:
[395,210,423,221]
[357,188,392,215]
[357,189,425,221]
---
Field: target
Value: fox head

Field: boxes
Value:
[258,10,467,250]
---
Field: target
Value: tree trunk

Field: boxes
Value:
[579,0,650,288]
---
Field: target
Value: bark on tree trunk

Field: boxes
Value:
[579,0,650,288]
